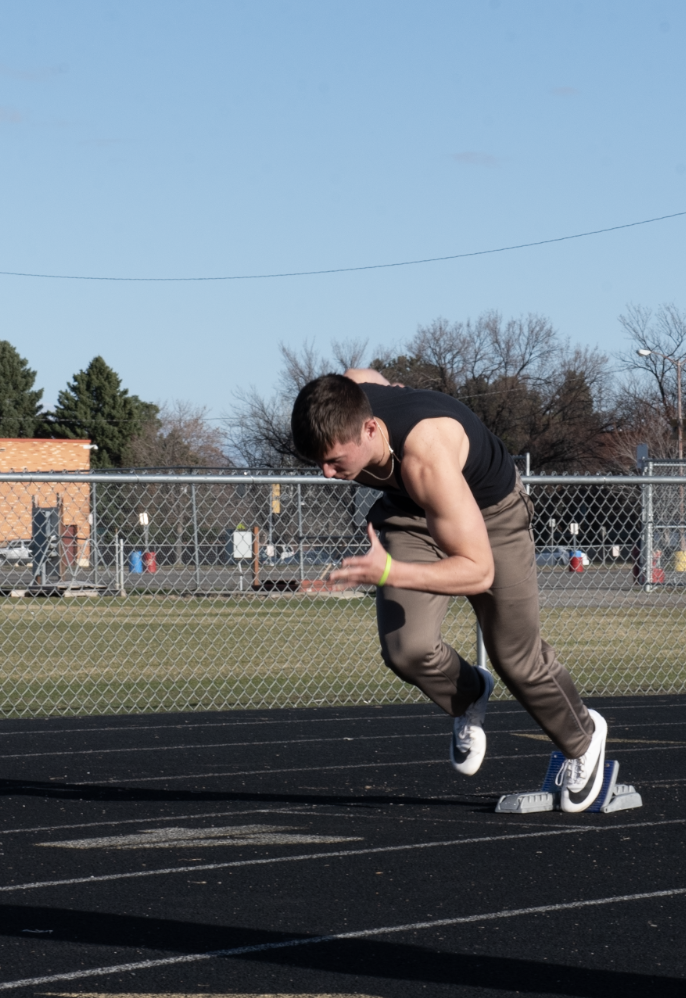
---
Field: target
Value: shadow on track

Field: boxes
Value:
[2,902,680,997]
[0,777,498,811]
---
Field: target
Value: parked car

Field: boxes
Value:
[302,547,337,565]
[535,546,570,567]
[0,539,32,566]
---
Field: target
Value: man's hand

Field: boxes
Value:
[329,522,391,588]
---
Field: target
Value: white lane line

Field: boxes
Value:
[0,712,445,739]
[89,756,534,783]
[5,719,685,763]
[0,731,448,761]
[0,807,314,838]
[90,740,686,784]
[0,699,680,744]
[607,719,686,730]
[6,720,685,762]
[0,698,680,741]
[2,886,685,991]
[3,817,686,894]
[5,718,686,760]
[0,803,536,840]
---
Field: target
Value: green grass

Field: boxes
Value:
[0,592,684,717]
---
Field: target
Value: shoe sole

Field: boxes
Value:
[450,726,486,776]
[449,668,495,777]
[560,710,608,813]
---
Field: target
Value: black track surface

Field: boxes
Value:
[0,695,684,997]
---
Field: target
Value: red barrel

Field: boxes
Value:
[569,551,583,573]
[143,551,157,573]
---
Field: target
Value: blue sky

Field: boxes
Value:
[1,0,684,418]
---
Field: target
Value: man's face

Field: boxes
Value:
[318,426,374,480]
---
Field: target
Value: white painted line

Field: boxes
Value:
[2,886,685,991]
[89,756,526,784]
[0,697,681,742]
[0,731,448,761]
[0,711,444,739]
[0,807,314,838]
[92,740,685,784]
[4,719,685,760]
[0,803,518,840]
[3,817,686,894]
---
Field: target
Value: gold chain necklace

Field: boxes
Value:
[363,424,396,482]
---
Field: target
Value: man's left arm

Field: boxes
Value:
[330,421,494,596]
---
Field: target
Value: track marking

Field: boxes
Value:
[0,801,548,841]
[0,697,686,738]
[513,733,686,745]
[6,722,686,762]
[5,694,679,741]
[38,824,362,851]
[0,699,680,742]
[0,807,317,838]
[0,731,449,761]
[92,740,686,784]
[4,817,686,894]
[606,720,686,729]
[3,886,686,991]
[45,993,382,997]
[0,712,444,739]
[90,755,539,783]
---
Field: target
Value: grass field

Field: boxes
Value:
[0,591,684,717]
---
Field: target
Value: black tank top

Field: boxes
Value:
[360,384,515,512]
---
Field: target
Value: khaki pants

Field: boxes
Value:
[370,477,594,758]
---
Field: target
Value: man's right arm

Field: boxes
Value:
[344,368,391,386]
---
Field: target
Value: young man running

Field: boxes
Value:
[291,370,608,813]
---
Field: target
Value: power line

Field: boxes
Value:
[0,210,684,283]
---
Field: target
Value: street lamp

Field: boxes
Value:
[636,348,683,460]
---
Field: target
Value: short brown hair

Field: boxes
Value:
[291,374,373,461]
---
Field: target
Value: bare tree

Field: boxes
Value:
[606,388,673,471]
[225,339,367,467]
[615,303,686,459]
[123,400,229,468]
[371,312,612,471]
[224,314,617,472]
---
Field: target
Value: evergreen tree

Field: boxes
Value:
[0,341,44,436]
[45,356,158,468]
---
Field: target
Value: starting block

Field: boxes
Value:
[495,752,643,814]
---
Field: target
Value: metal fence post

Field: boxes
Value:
[91,482,99,587]
[297,483,305,583]
[642,461,654,592]
[476,621,487,670]
[191,483,201,591]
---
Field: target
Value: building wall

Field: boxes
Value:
[0,440,92,565]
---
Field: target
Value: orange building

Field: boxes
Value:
[0,439,93,567]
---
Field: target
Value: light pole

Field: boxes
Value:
[637,348,683,460]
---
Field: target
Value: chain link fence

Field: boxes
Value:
[0,469,684,717]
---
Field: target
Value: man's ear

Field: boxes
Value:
[361,418,377,443]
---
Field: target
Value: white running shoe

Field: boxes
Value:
[449,667,495,776]
[556,709,608,813]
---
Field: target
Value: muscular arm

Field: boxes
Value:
[344,367,391,386]
[391,419,494,594]
[330,418,494,596]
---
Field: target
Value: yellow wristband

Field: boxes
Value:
[377,552,392,587]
